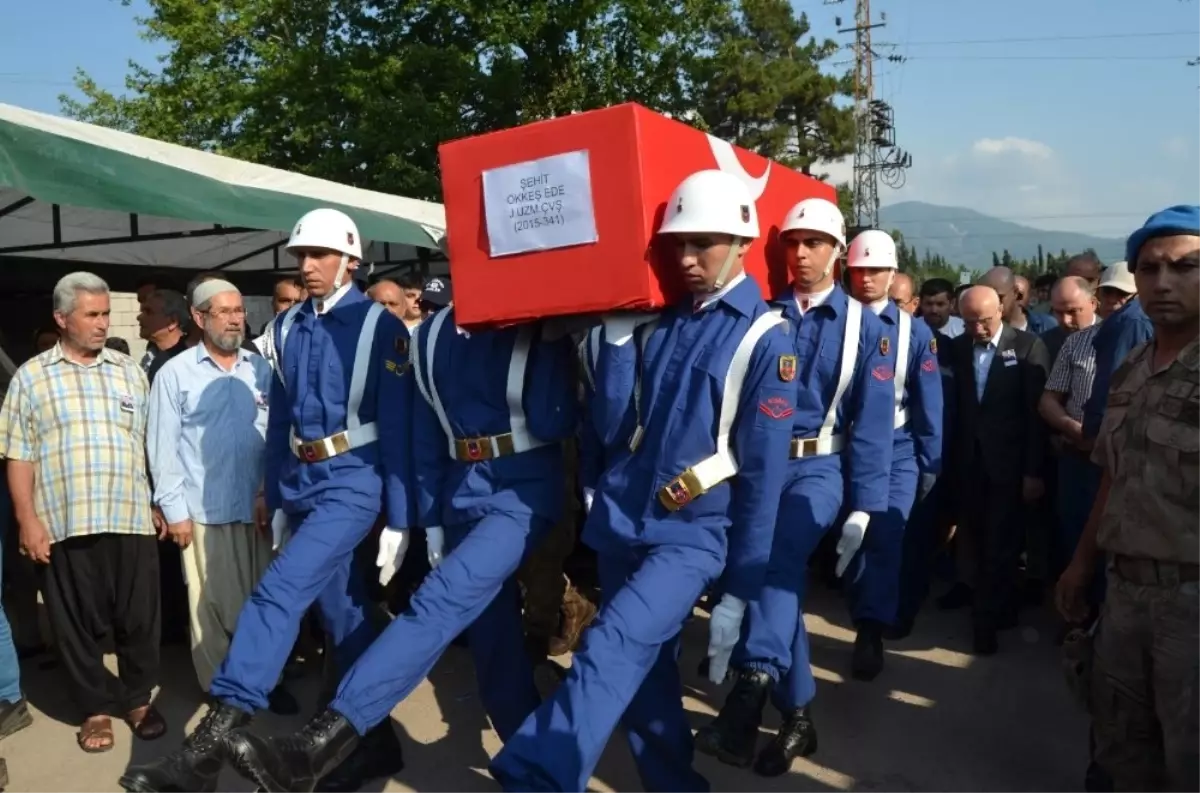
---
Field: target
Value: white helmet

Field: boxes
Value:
[846,229,898,270]
[287,208,363,260]
[781,198,846,249]
[658,170,759,240]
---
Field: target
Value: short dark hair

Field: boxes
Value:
[393,272,425,291]
[276,275,303,290]
[919,278,955,300]
[1065,251,1104,279]
[104,337,131,355]
[152,289,192,331]
[1034,273,1057,289]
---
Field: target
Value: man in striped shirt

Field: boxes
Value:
[1038,276,1101,592]
[0,272,164,753]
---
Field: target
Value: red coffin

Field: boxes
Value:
[438,102,836,328]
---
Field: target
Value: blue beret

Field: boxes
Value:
[1126,204,1200,268]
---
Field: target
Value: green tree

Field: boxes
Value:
[690,0,855,176]
[63,0,727,201]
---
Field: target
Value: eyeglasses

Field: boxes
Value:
[206,307,246,319]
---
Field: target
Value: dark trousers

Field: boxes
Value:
[39,533,161,717]
[959,466,1024,622]
[896,477,945,626]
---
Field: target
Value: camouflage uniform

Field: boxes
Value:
[1089,337,1199,792]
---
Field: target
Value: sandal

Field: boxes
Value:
[77,716,115,753]
[125,704,167,741]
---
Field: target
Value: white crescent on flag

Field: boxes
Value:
[706,134,771,200]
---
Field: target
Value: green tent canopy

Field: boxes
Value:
[0,102,446,271]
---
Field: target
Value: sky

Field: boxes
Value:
[1,0,1197,239]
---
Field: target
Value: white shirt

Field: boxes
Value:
[313,282,352,315]
[973,324,1005,402]
[693,272,747,313]
[793,284,835,315]
[867,297,889,316]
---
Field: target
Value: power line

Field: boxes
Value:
[902,30,1198,46]
[902,54,1194,61]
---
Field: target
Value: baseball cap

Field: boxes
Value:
[420,277,452,308]
[1097,261,1136,294]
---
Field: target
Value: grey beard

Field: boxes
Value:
[210,331,244,352]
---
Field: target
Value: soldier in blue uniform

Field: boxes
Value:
[487,169,796,792]
[695,197,895,777]
[842,230,942,678]
[217,292,579,793]
[119,208,414,793]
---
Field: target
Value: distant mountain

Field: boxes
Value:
[878,201,1125,272]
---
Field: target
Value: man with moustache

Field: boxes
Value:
[1057,205,1199,792]
[146,279,275,694]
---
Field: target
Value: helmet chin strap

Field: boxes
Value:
[333,254,350,291]
[713,238,743,290]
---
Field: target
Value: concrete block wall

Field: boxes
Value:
[107,292,276,361]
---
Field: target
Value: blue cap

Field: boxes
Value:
[421,277,452,308]
[1125,204,1200,269]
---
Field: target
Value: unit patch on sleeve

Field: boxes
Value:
[929,337,938,355]
[879,337,891,356]
[778,354,797,382]
[872,365,894,381]
[394,336,409,356]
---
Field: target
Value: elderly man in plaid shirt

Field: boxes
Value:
[0,272,164,754]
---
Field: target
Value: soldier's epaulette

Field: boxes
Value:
[1110,340,1153,391]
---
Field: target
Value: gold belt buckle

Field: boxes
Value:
[455,437,493,462]
[658,468,705,512]
[296,431,350,463]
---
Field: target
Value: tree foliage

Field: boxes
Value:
[63,0,851,204]
[890,230,969,285]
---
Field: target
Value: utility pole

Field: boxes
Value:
[830,0,912,232]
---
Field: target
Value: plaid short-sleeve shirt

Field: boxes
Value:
[1045,323,1100,422]
[0,343,153,543]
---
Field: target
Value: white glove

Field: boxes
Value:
[835,511,871,578]
[582,487,595,515]
[706,594,747,685]
[601,312,660,346]
[271,509,289,551]
[376,528,410,587]
[426,526,445,569]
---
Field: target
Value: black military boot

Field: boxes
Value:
[222,707,360,793]
[693,669,771,768]
[119,702,250,792]
[851,619,885,681]
[314,720,404,792]
[753,705,818,777]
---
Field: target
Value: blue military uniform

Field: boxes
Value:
[846,302,942,629]
[490,275,796,792]
[207,284,413,713]
[894,329,956,631]
[326,308,577,741]
[734,284,895,711]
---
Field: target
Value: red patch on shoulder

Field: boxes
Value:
[872,365,894,381]
[921,358,937,373]
[759,396,795,420]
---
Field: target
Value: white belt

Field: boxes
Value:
[894,407,909,429]
[789,434,845,458]
[289,424,379,462]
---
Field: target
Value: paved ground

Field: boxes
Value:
[5,587,1088,792]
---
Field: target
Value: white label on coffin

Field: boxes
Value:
[483,150,599,257]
